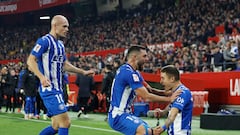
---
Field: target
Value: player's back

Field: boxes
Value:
[110,64,143,114]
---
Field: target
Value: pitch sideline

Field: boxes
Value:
[0,114,118,133]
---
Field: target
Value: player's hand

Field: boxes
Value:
[152,126,162,135]
[40,76,51,87]
[84,70,95,76]
[159,126,166,134]
[170,89,182,102]
[164,89,172,96]
[154,108,163,118]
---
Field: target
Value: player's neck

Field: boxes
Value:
[49,32,58,40]
[172,82,182,92]
[127,62,137,70]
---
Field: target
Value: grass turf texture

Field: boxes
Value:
[0,112,239,135]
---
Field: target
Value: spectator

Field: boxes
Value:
[76,66,95,118]
[236,58,240,71]
[223,40,237,70]
[212,45,224,72]
[101,64,114,121]
[143,62,154,73]
[0,66,11,112]
[0,66,9,111]
[62,72,70,105]
[21,67,38,119]
[112,59,121,75]
[16,64,27,113]
[1,0,240,73]
[5,69,18,113]
[230,40,239,59]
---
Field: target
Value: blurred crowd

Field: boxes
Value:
[0,0,240,74]
[0,0,240,120]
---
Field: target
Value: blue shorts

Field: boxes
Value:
[40,89,67,117]
[108,112,149,135]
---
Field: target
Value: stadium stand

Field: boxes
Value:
[0,0,240,120]
[0,0,239,73]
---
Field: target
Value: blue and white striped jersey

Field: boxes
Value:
[31,34,66,94]
[168,85,193,135]
[109,63,144,117]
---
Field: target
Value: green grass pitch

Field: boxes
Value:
[0,111,239,135]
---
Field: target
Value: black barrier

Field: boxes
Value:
[200,113,240,130]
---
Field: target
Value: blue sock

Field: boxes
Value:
[58,127,69,135]
[143,124,149,135]
[39,126,57,135]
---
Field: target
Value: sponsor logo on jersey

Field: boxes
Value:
[33,44,41,52]
[176,97,184,104]
[51,55,64,63]
[132,74,139,82]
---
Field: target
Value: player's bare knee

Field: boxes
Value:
[66,119,71,128]
[136,125,146,135]
[51,123,59,131]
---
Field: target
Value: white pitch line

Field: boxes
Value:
[0,115,118,133]
[70,124,117,133]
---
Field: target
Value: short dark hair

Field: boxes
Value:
[161,65,180,81]
[126,45,147,59]
[114,59,121,65]
[105,64,113,70]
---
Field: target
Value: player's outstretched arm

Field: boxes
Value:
[63,60,95,75]
[136,87,172,103]
[143,81,177,96]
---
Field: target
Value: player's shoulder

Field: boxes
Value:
[36,34,51,45]
[115,64,132,78]
[179,85,190,91]
[179,85,191,95]
[121,64,134,72]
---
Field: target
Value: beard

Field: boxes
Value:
[137,62,144,71]
[138,65,143,71]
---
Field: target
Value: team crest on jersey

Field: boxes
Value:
[33,44,41,52]
[134,119,140,124]
[59,104,65,110]
[132,74,139,82]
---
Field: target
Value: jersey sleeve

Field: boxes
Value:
[122,69,144,91]
[171,90,190,111]
[31,37,49,58]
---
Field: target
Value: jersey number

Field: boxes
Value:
[55,94,64,103]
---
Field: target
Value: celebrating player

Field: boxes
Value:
[27,15,94,135]
[108,45,181,135]
[156,65,193,135]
